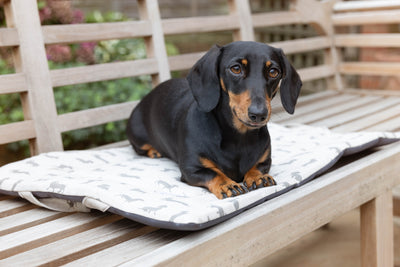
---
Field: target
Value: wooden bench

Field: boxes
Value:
[1,0,400,265]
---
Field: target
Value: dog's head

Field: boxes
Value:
[187,41,302,133]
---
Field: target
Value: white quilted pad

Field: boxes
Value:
[0,123,399,230]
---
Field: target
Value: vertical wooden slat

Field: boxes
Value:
[229,0,255,41]
[4,0,63,154]
[360,190,394,267]
[138,0,171,86]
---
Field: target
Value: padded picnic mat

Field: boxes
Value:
[0,123,399,230]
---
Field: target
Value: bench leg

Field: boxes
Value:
[360,190,394,267]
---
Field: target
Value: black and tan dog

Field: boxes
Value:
[127,41,302,199]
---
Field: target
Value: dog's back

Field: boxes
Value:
[126,78,194,161]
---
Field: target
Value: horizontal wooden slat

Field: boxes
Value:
[57,101,138,133]
[252,11,303,28]
[332,9,400,25]
[333,100,400,132]
[168,52,205,71]
[1,220,156,266]
[279,95,381,125]
[50,58,158,87]
[66,229,188,266]
[0,73,27,94]
[271,36,331,55]
[340,62,400,76]
[310,97,399,128]
[0,120,36,145]
[0,209,66,236]
[0,28,19,47]
[42,21,152,45]
[335,34,400,48]
[334,0,400,12]
[0,213,118,259]
[162,15,240,35]
[298,64,335,82]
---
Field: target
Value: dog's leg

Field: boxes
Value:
[192,157,248,199]
[243,148,276,190]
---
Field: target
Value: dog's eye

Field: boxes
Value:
[230,65,242,75]
[268,68,279,78]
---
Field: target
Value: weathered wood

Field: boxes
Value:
[332,9,400,25]
[50,59,158,87]
[361,190,394,267]
[5,0,63,154]
[162,15,240,35]
[271,36,331,55]
[138,0,170,84]
[57,101,138,133]
[334,0,400,12]
[0,28,18,46]
[42,21,153,45]
[229,0,255,41]
[0,73,26,94]
[340,62,400,76]
[335,34,400,48]
[0,121,36,145]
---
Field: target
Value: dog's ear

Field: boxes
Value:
[187,45,222,112]
[278,49,302,114]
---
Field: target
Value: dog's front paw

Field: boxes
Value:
[243,173,276,191]
[207,175,248,199]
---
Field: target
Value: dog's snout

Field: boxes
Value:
[248,105,268,123]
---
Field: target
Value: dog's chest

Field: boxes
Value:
[217,137,268,182]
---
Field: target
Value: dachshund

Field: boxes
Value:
[127,41,302,199]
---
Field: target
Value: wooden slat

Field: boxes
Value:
[365,115,400,132]
[279,95,381,125]
[0,213,119,259]
[0,73,26,94]
[162,15,240,35]
[309,97,399,128]
[0,120,36,145]
[271,36,331,55]
[168,52,205,71]
[272,93,359,122]
[333,99,400,132]
[334,0,400,12]
[252,11,303,28]
[50,58,158,87]
[335,34,400,48]
[65,229,188,266]
[298,64,335,82]
[0,28,19,46]
[340,62,400,76]
[332,9,400,25]
[0,209,66,236]
[42,21,152,45]
[57,101,138,133]
[1,220,156,266]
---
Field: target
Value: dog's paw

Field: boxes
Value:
[140,144,162,158]
[207,175,249,199]
[243,173,276,191]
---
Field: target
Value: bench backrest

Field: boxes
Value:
[0,0,399,159]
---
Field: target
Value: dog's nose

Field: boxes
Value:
[248,106,268,123]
